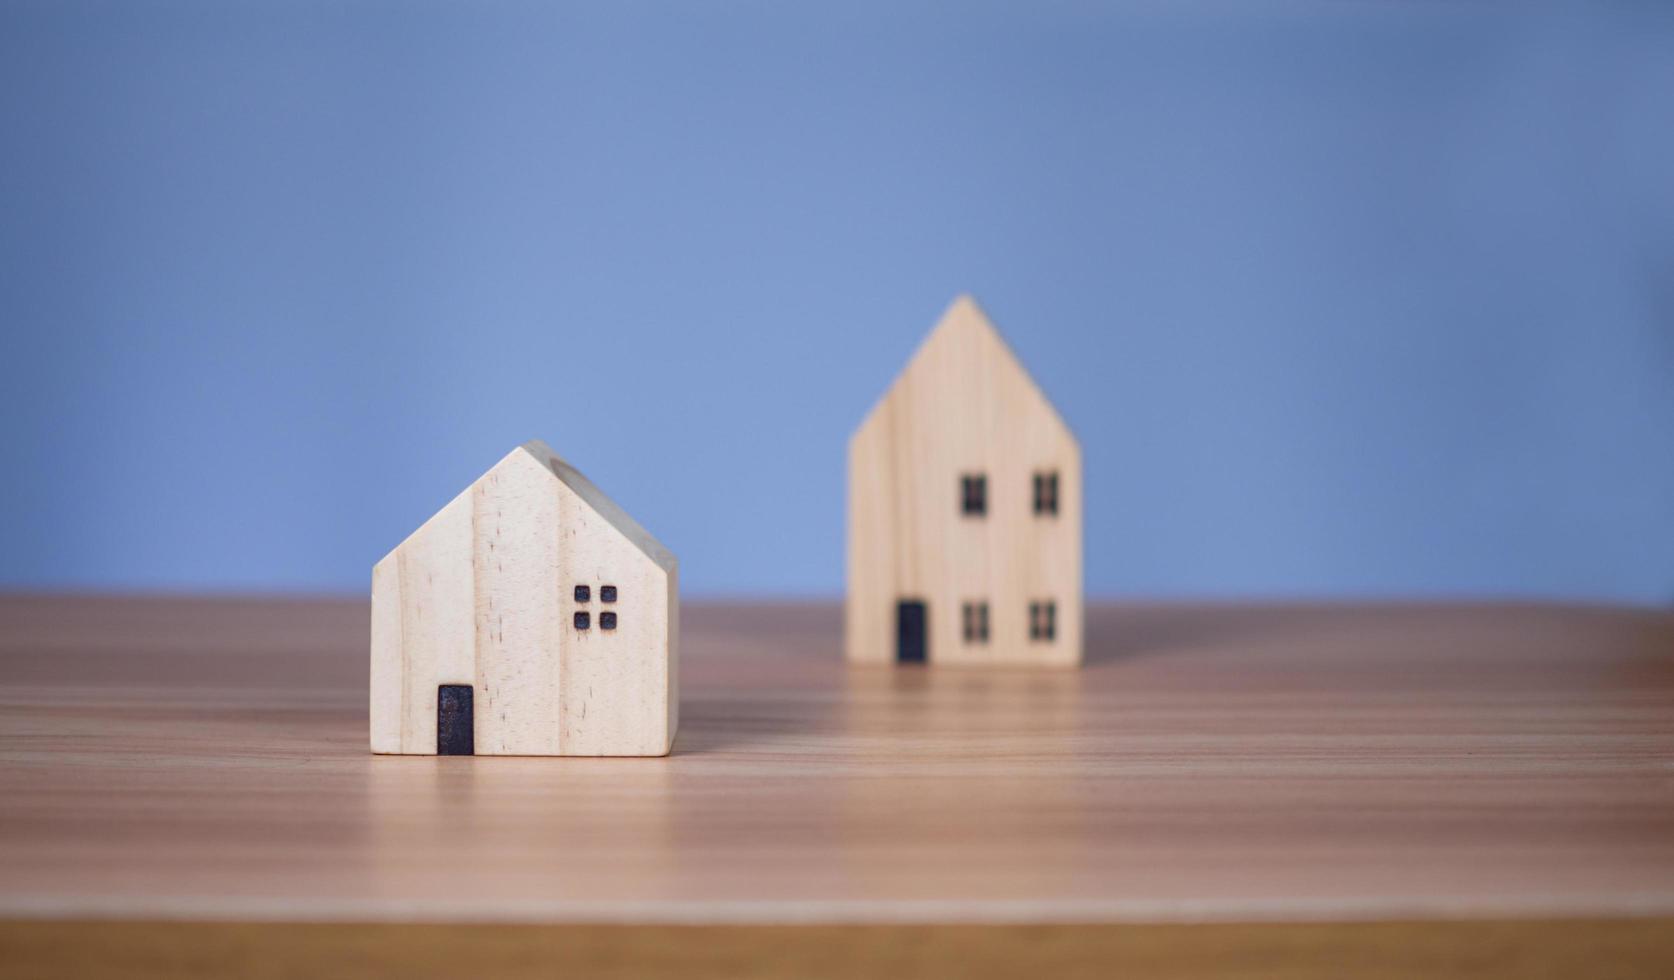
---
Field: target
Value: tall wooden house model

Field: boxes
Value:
[847,296,1082,667]
[371,440,678,756]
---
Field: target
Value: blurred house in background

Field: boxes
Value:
[846,296,1083,667]
[0,3,1670,601]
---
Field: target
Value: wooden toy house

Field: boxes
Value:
[370,440,678,756]
[847,296,1082,667]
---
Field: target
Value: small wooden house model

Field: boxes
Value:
[370,440,678,756]
[847,296,1082,667]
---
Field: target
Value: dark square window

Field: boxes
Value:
[960,473,987,516]
[574,585,590,603]
[574,611,590,630]
[962,601,990,644]
[600,585,617,603]
[1033,471,1059,516]
[600,611,617,630]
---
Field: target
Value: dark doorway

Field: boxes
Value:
[437,685,475,755]
[896,600,927,665]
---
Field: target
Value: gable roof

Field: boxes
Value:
[852,294,1078,447]
[514,439,678,574]
[376,440,677,574]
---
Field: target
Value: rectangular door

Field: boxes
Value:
[437,684,475,755]
[896,600,927,665]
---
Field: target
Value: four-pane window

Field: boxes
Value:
[959,474,987,516]
[961,601,990,644]
[1028,600,1056,642]
[1032,471,1059,516]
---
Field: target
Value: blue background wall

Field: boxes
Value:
[3,2,1672,601]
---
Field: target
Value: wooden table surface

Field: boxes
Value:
[2,594,1672,977]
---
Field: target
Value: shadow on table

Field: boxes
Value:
[674,693,832,755]
[1083,601,1333,669]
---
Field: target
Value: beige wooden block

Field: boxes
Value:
[847,295,1083,667]
[370,440,678,755]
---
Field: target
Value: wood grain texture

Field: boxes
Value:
[1,595,1672,928]
[3,920,1673,980]
[370,440,677,756]
[847,296,1084,666]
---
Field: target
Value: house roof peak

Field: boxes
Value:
[850,295,1076,449]
[512,440,677,574]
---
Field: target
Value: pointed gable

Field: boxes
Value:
[852,295,1078,458]
[516,439,677,575]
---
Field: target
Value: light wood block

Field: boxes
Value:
[370,441,678,756]
[2,596,1673,976]
[847,296,1083,666]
